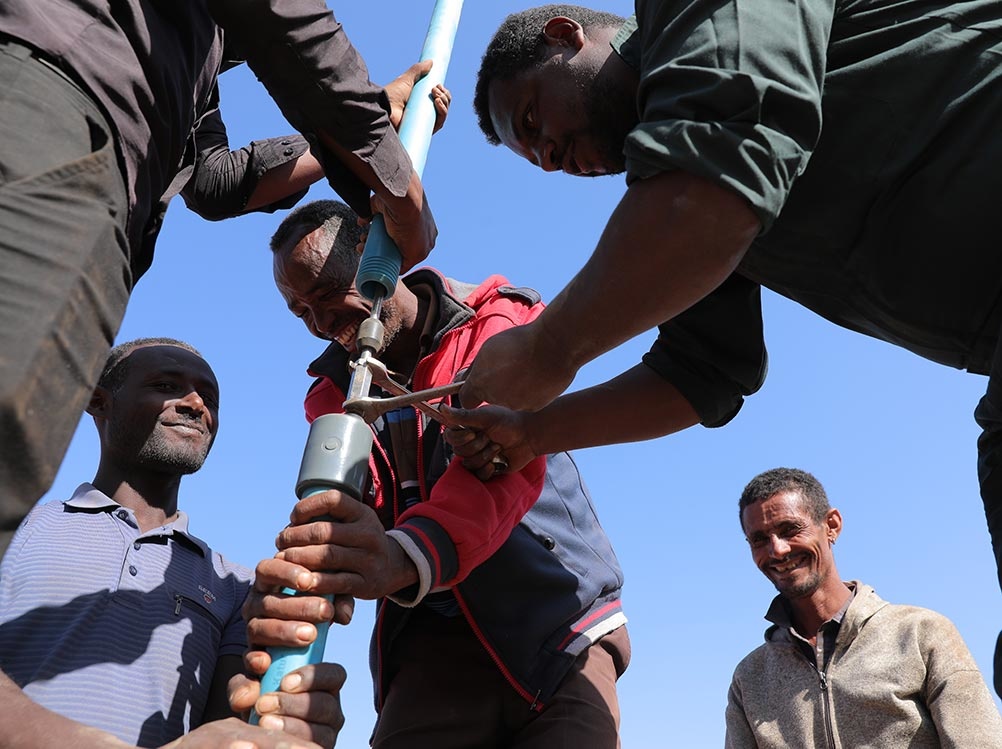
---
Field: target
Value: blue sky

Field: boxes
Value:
[42,2,1001,745]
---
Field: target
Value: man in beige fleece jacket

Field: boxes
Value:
[725,467,1002,748]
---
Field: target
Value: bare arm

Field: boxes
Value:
[459,171,760,410]
[0,668,321,749]
[444,364,699,477]
[0,669,131,749]
[199,654,243,724]
[243,152,324,213]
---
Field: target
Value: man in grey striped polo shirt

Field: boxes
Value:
[0,338,343,749]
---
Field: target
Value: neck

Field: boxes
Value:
[787,576,852,638]
[381,284,428,377]
[595,24,640,90]
[91,462,182,533]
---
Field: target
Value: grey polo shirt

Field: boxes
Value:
[0,484,252,747]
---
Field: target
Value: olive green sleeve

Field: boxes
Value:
[642,274,767,427]
[619,0,834,230]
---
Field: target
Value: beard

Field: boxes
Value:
[774,569,824,600]
[379,297,405,352]
[110,416,213,475]
[136,426,212,474]
[580,68,636,175]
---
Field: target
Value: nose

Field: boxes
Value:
[176,389,205,414]
[767,535,791,559]
[531,140,561,172]
[312,307,342,338]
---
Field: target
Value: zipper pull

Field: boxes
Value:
[818,671,828,691]
[174,595,183,616]
[529,689,542,712]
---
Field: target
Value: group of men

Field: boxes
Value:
[2,0,1002,747]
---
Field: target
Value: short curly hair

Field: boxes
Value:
[98,338,202,393]
[269,199,363,291]
[474,5,625,144]
[738,467,831,528]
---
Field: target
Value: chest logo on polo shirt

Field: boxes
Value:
[198,585,217,606]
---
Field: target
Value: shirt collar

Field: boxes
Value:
[764,582,857,630]
[64,483,208,557]
[611,15,640,72]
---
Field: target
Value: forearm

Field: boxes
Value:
[0,670,131,749]
[539,171,760,371]
[199,655,243,725]
[244,150,324,212]
[525,364,699,456]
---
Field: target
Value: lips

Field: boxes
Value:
[769,554,808,575]
[332,319,363,350]
[162,421,205,435]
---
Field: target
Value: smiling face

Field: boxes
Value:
[741,491,841,600]
[273,226,404,353]
[486,20,636,177]
[102,345,219,475]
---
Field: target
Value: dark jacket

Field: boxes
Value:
[0,0,411,277]
[304,269,627,710]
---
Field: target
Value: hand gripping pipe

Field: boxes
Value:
[250,413,373,721]
[251,0,464,719]
[356,0,465,303]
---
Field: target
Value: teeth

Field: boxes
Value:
[334,320,362,349]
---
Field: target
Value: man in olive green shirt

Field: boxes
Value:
[443,3,1002,695]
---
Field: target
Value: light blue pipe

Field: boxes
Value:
[251,413,373,723]
[356,0,465,303]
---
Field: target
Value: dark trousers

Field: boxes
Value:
[0,39,131,554]
[975,324,1002,698]
[371,606,630,749]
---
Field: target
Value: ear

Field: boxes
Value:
[542,17,587,51]
[86,385,112,419]
[825,508,843,544]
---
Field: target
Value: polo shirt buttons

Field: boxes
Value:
[128,565,138,576]
[133,542,141,550]
[116,509,128,520]
[543,536,556,550]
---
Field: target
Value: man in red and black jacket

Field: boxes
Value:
[255,199,629,749]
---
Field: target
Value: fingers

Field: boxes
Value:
[254,663,347,747]
[227,671,261,715]
[278,662,348,696]
[439,404,488,431]
[288,489,364,527]
[164,716,323,749]
[331,594,356,626]
[251,558,325,598]
[246,617,318,649]
[431,83,451,134]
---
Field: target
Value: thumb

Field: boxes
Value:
[405,59,433,84]
[439,403,487,428]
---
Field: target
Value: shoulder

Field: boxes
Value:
[2,498,84,562]
[872,602,965,646]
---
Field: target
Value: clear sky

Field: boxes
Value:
[41,2,1002,746]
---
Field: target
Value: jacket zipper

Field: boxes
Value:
[416,409,430,504]
[815,666,836,749]
[410,359,542,710]
[455,589,543,712]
